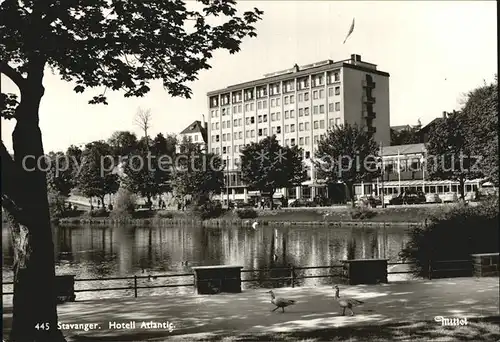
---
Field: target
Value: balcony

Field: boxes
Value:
[362,96,376,104]
[362,80,376,88]
[362,110,376,119]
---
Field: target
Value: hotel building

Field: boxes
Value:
[207,54,390,203]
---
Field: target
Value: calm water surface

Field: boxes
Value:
[2,224,410,300]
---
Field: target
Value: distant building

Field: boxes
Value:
[177,120,207,153]
[418,111,447,143]
[207,54,390,203]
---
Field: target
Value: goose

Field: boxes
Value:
[333,285,364,316]
[267,290,296,313]
[252,221,259,229]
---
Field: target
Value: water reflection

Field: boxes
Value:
[2,224,409,300]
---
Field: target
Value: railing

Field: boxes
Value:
[2,260,473,298]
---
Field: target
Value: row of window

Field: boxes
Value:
[210,85,342,114]
[210,118,343,144]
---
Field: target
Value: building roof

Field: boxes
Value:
[207,57,390,96]
[419,117,444,134]
[180,120,205,135]
[390,125,412,132]
[382,143,426,157]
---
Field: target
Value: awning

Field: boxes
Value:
[375,179,484,187]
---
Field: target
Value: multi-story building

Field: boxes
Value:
[177,119,207,153]
[207,54,391,203]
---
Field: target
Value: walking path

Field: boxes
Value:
[2,277,499,341]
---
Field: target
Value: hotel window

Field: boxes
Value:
[305,136,310,145]
[290,138,296,146]
[245,117,250,125]
[211,110,215,118]
[299,137,304,146]
[299,108,304,117]
[263,100,267,108]
[304,92,309,101]
[335,118,341,126]
[258,115,262,123]
[271,113,276,121]
[276,126,281,133]
[211,148,215,153]
[246,130,250,138]
[335,102,340,111]
[304,107,310,116]
[329,103,334,112]
[263,114,268,122]
[233,106,237,113]
[319,105,325,114]
[271,99,275,107]
[276,112,281,120]
[290,95,295,104]
[263,128,268,135]
[215,109,219,117]
[222,134,226,141]
[305,122,310,130]
[238,104,242,112]
[250,103,254,110]
[313,106,318,115]
[216,147,220,154]
[222,146,226,154]
[329,119,334,127]
[234,146,238,153]
[251,117,255,124]
[222,108,226,116]
[211,123,215,130]
[258,129,263,136]
[285,110,289,119]
[285,139,289,146]
[215,134,220,142]
[234,119,238,126]
[239,131,243,139]
[305,151,310,158]
[215,122,219,129]
[319,89,324,99]
[314,121,319,129]
[299,123,304,131]
[290,124,295,132]
[227,120,230,127]
[314,135,319,144]
[238,118,242,126]
[245,104,249,111]
[284,96,289,105]
[313,91,318,99]
[211,135,216,142]
[318,75,324,85]
[285,125,289,133]
[290,110,295,118]
[251,130,255,138]
[298,93,303,102]
[233,132,238,140]
[276,98,281,106]
[328,87,334,97]
[257,101,262,110]
[335,86,340,95]
[320,120,325,129]
[334,72,340,82]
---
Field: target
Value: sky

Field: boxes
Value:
[1,1,497,153]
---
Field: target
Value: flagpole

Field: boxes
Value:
[380,142,385,208]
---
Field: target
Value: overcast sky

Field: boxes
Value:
[1,1,497,153]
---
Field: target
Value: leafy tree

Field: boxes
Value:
[425,111,478,199]
[315,124,380,208]
[122,138,171,208]
[46,151,75,198]
[172,138,224,205]
[0,0,262,339]
[152,133,177,158]
[461,75,498,186]
[77,141,119,208]
[240,136,306,209]
[108,131,138,158]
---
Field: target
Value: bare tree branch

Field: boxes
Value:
[134,107,152,140]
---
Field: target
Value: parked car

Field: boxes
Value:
[440,192,458,203]
[425,193,442,204]
[356,195,381,208]
[464,192,476,201]
[389,190,426,205]
[383,194,397,205]
[289,199,316,207]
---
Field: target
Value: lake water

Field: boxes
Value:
[2,224,410,301]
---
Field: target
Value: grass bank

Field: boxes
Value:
[56,205,452,226]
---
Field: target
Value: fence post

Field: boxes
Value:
[290,265,295,288]
[134,275,138,298]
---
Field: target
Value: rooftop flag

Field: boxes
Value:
[343,18,355,44]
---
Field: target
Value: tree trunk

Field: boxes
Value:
[269,190,274,210]
[3,80,65,341]
[459,177,465,200]
[346,183,355,208]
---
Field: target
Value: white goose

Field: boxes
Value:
[333,285,364,316]
[267,290,296,313]
[252,221,259,229]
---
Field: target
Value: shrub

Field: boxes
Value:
[48,190,68,219]
[236,208,258,219]
[400,197,499,278]
[88,207,109,217]
[155,211,174,219]
[112,187,137,217]
[192,200,224,220]
[349,206,377,220]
